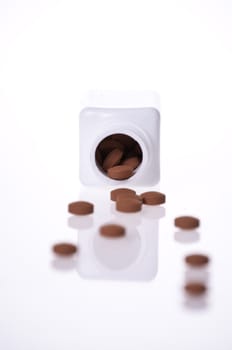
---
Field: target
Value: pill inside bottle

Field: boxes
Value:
[95,133,143,180]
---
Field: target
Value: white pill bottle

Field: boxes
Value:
[79,91,160,186]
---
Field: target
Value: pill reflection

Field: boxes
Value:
[174,230,200,244]
[67,215,94,230]
[185,268,209,285]
[51,257,77,272]
[183,294,209,310]
[110,203,142,227]
[142,205,166,220]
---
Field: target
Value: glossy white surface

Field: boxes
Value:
[1,1,232,349]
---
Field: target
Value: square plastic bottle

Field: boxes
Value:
[79,91,160,186]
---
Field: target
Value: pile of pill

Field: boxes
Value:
[111,188,165,213]
[95,134,143,180]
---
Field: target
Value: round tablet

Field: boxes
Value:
[184,283,207,296]
[185,254,210,267]
[102,148,123,171]
[107,165,133,180]
[140,191,166,205]
[116,198,142,213]
[175,216,200,230]
[110,188,136,201]
[68,201,94,215]
[122,156,140,170]
[53,243,77,256]
[99,224,125,238]
[116,194,142,202]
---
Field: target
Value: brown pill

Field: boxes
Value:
[185,254,210,267]
[175,216,200,230]
[68,201,94,215]
[107,165,133,180]
[53,243,77,256]
[100,224,125,238]
[116,197,142,213]
[99,139,124,155]
[102,148,123,171]
[122,156,140,170]
[184,283,207,296]
[110,188,136,201]
[140,191,166,205]
[117,193,142,202]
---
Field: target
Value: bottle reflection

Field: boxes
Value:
[142,205,165,220]
[51,256,77,272]
[93,228,141,271]
[74,188,164,281]
[67,215,94,230]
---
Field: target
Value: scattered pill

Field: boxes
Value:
[185,254,210,267]
[175,216,200,230]
[68,201,94,215]
[184,282,207,296]
[116,193,142,202]
[53,243,77,256]
[140,191,166,205]
[99,224,125,238]
[110,188,136,201]
[116,197,142,213]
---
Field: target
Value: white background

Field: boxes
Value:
[1,0,232,349]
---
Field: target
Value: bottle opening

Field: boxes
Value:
[95,133,143,180]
